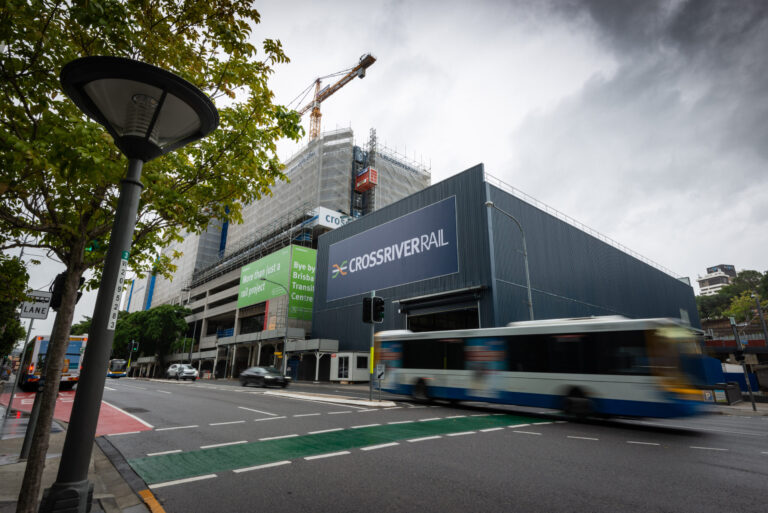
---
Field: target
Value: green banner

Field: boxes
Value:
[237,245,317,321]
[289,246,317,320]
[237,246,291,308]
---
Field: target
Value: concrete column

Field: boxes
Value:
[230,344,237,378]
[247,344,253,368]
[315,353,321,382]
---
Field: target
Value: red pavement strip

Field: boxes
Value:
[0,391,153,436]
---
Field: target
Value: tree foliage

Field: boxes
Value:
[114,304,189,365]
[723,291,767,324]
[697,269,768,321]
[0,254,30,359]
[1,2,302,508]
[69,315,91,336]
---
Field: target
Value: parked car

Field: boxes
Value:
[239,366,290,388]
[165,363,198,381]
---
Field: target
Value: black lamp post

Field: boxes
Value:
[40,56,218,512]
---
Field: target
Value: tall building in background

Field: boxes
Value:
[126,128,431,378]
[697,264,737,296]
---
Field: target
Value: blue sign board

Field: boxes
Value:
[326,197,459,301]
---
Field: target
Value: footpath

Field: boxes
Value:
[1,378,766,512]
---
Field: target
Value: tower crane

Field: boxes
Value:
[295,53,376,140]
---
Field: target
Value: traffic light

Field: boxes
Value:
[131,341,139,352]
[734,349,745,362]
[362,297,372,323]
[372,296,384,324]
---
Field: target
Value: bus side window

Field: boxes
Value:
[506,335,548,372]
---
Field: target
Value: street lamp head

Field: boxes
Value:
[60,56,219,162]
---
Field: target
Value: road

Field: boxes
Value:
[100,378,767,513]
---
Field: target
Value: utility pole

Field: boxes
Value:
[729,317,756,412]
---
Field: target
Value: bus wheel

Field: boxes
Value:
[412,379,431,403]
[563,389,592,420]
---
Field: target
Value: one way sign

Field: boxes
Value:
[20,290,52,320]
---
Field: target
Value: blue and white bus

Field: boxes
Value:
[19,334,88,391]
[375,317,707,418]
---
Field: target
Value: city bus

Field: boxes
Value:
[107,359,128,378]
[19,334,88,391]
[375,317,707,418]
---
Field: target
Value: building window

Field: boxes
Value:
[356,356,368,369]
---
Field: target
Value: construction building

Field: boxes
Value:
[697,264,737,296]
[127,128,431,378]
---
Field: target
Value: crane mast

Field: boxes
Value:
[298,53,376,140]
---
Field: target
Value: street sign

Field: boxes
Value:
[376,363,385,380]
[19,290,52,319]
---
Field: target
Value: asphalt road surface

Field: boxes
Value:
[100,379,767,513]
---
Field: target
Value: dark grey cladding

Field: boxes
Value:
[312,164,698,352]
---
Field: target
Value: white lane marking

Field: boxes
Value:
[445,415,466,419]
[201,440,248,449]
[690,446,728,451]
[259,434,298,441]
[157,390,172,394]
[121,385,146,390]
[481,427,504,433]
[254,416,287,422]
[305,451,350,460]
[233,461,291,473]
[639,422,765,437]
[361,442,400,451]
[407,436,442,443]
[419,417,441,422]
[513,431,542,435]
[470,414,489,417]
[448,431,475,437]
[388,420,414,425]
[568,436,599,441]
[293,413,321,418]
[385,407,402,410]
[155,425,198,431]
[356,409,376,412]
[761,451,768,455]
[102,400,155,428]
[210,421,246,426]
[147,449,182,457]
[537,422,553,425]
[108,431,141,436]
[351,424,381,429]
[627,441,660,446]
[238,406,276,416]
[507,424,530,428]
[328,411,353,415]
[149,474,217,489]
[309,428,344,435]
[104,386,116,391]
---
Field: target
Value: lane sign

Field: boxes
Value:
[20,290,52,319]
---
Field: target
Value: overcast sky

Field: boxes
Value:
[20,0,768,337]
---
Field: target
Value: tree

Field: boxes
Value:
[0,254,29,360]
[1,2,302,509]
[721,270,763,297]
[69,316,91,336]
[724,291,768,324]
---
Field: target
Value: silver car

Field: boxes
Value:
[165,363,198,381]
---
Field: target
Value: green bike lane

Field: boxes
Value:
[130,413,553,485]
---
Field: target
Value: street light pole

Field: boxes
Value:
[260,277,290,376]
[484,201,534,320]
[40,56,218,513]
